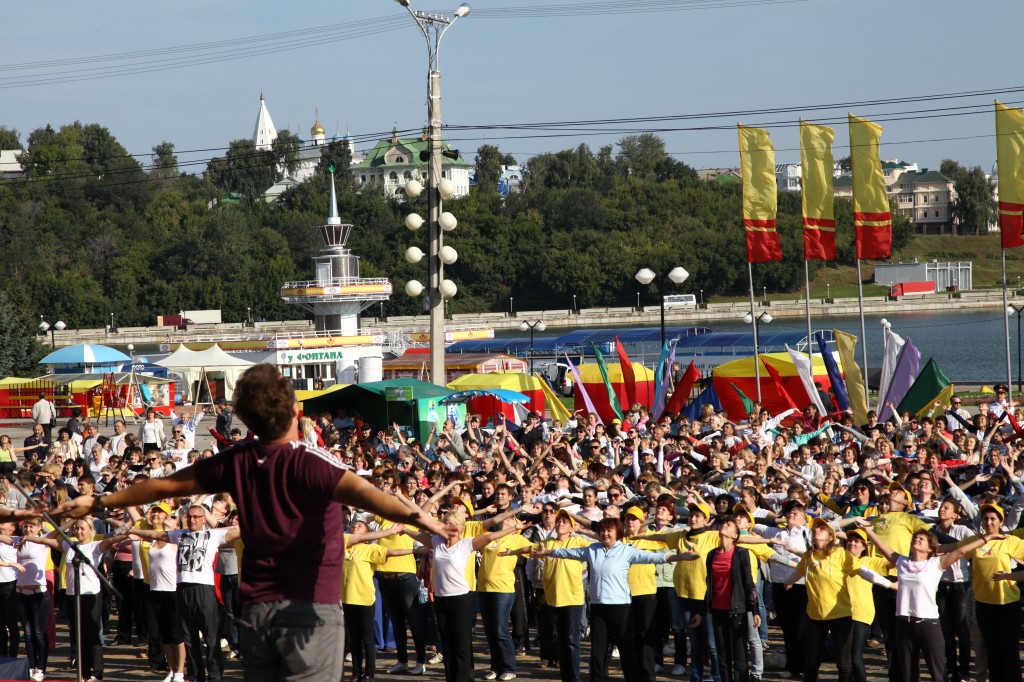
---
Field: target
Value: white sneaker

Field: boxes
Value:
[481,673,497,681]
[610,646,619,659]
[220,638,230,651]
[671,663,687,676]
[387,663,410,674]
[428,652,444,665]
[160,673,175,682]
[172,674,186,682]
[409,663,426,675]
[497,674,517,681]
[344,652,352,662]
[30,670,43,682]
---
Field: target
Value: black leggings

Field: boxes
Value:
[937,582,971,682]
[805,616,853,682]
[17,590,49,672]
[434,594,473,682]
[343,604,376,679]
[0,581,19,657]
[851,620,869,682]
[67,593,103,680]
[975,601,1022,682]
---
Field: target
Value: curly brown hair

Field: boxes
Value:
[232,365,296,441]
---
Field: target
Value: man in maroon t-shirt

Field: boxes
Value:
[57,364,451,682]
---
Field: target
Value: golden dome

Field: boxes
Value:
[311,109,325,137]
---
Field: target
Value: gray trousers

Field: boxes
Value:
[239,600,344,682]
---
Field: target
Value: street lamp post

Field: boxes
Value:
[826,282,831,301]
[109,313,116,334]
[127,344,135,366]
[1009,305,1024,393]
[634,266,690,346]
[743,311,773,402]
[699,289,704,306]
[396,0,471,386]
[572,294,577,315]
[38,317,66,348]
[509,297,514,316]
[520,320,546,375]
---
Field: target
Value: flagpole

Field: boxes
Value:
[857,259,869,400]
[1004,249,1014,404]
[804,261,813,358]
[748,262,761,402]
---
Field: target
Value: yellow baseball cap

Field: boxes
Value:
[625,506,646,522]
[980,503,1005,521]
[887,481,912,501]
[451,497,475,518]
[555,509,575,527]
[687,502,711,521]
[731,504,754,526]
[810,516,836,538]
[845,528,868,545]
[149,503,172,516]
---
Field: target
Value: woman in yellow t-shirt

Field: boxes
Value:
[961,503,1024,682]
[843,528,894,682]
[478,515,532,681]
[503,509,589,682]
[343,517,421,682]
[623,505,668,682]
[784,517,861,682]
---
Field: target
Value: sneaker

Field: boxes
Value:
[30,671,43,682]
[497,674,517,681]
[610,647,619,659]
[227,651,240,661]
[428,652,444,665]
[663,642,675,655]
[160,673,174,682]
[386,663,410,674]
[409,664,426,675]
[220,638,230,651]
[345,653,352,662]
[481,673,497,681]
[172,675,185,682]
[671,663,687,676]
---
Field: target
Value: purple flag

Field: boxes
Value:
[652,340,679,420]
[878,338,921,421]
[565,353,603,424]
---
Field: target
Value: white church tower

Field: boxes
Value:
[253,93,277,151]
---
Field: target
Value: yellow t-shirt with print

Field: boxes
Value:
[867,512,931,574]
[796,548,859,621]
[342,537,388,606]
[539,536,591,607]
[660,529,721,600]
[966,534,1024,605]
[624,537,667,596]
[478,532,533,593]
[463,520,486,591]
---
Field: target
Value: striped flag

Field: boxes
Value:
[738,125,781,262]
[800,121,836,260]
[995,100,1024,248]
[849,114,892,259]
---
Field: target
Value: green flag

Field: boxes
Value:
[896,358,952,417]
[591,344,625,421]
[729,382,756,415]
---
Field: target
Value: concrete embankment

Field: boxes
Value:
[42,289,1017,347]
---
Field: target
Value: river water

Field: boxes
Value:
[518,308,1016,383]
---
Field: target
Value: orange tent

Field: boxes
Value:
[573,363,655,424]
[712,352,835,421]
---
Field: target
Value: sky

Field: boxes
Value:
[3,0,1021,174]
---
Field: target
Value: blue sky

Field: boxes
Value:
[4,0,1020,173]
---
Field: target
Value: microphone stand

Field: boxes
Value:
[9,479,122,682]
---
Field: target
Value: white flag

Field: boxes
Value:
[875,321,905,415]
[786,345,827,415]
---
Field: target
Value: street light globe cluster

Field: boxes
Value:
[520,321,546,333]
[403,177,460,302]
[743,312,773,325]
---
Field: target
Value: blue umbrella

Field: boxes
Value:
[40,344,131,365]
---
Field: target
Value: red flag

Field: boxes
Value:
[661,361,701,418]
[614,337,637,408]
[761,357,800,412]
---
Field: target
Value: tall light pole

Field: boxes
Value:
[1009,305,1024,394]
[743,311,773,402]
[635,267,689,346]
[520,320,546,375]
[38,317,66,348]
[396,0,471,386]
[572,294,577,314]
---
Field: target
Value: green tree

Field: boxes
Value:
[151,141,178,174]
[474,144,503,194]
[0,292,46,376]
[205,139,277,204]
[616,133,668,181]
[272,130,301,178]
[940,159,995,235]
[0,127,20,150]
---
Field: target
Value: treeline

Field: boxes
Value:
[0,124,917,350]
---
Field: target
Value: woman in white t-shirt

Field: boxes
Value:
[402,512,524,682]
[138,525,184,682]
[138,409,166,454]
[0,517,56,682]
[33,518,127,682]
[857,521,997,682]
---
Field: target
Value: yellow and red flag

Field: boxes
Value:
[995,100,1024,248]
[849,114,891,260]
[738,124,780,262]
[799,121,836,260]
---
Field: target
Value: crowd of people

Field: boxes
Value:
[1,374,1024,682]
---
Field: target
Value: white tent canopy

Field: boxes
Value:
[156,344,254,401]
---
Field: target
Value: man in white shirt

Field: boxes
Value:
[170,407,204,449]
[108,420,129,458]
[31,393,56,445]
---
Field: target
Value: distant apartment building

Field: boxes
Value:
[832,159,954,235]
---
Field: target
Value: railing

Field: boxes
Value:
[282,277,391,289]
